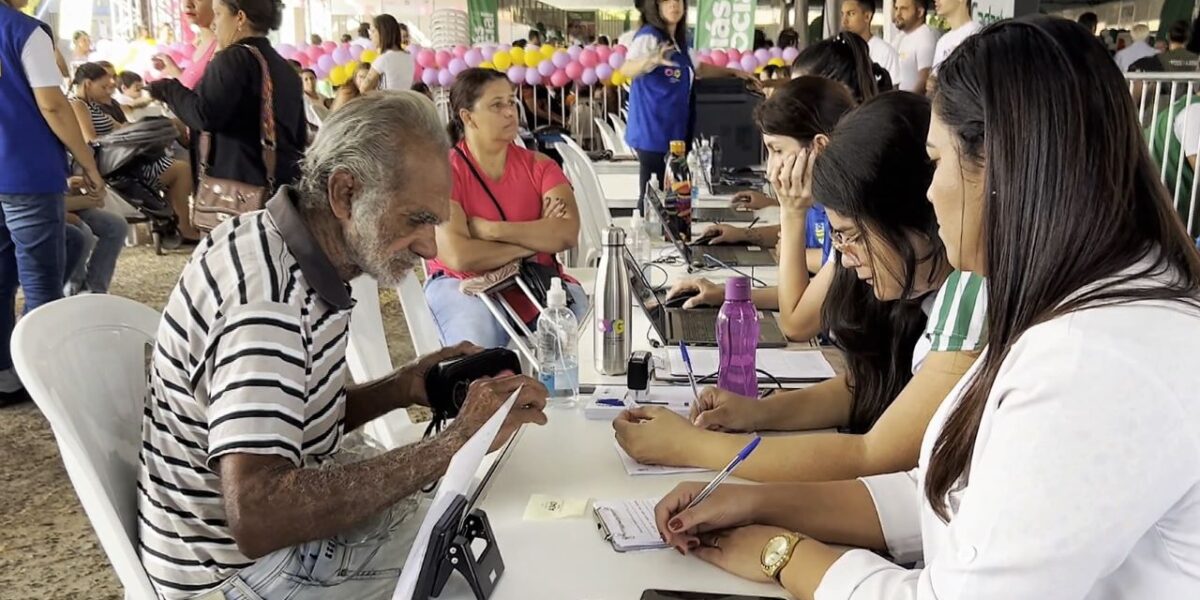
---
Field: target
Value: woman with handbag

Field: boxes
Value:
[425,68,589,348]
[148,0,305,232]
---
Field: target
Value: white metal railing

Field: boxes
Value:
[1128,72,1200,237]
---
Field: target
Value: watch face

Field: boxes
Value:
[763,536,789,566]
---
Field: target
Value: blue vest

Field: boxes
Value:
[625,25,694,154]
[0,7,67,195]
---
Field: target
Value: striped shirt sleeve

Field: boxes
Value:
[925,270,988,352]
[205,301,309,469]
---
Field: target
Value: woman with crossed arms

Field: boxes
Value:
[653,17,1200,598]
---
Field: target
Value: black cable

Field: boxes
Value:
[700,254,770,288]
[695,368,784,391]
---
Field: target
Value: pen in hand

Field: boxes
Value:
[681,436,762,512]
[678,341,701,406]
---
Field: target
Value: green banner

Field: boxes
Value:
[468,0,499,45]
[696,0,756,51]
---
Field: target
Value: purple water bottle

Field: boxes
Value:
[717,277,759,398]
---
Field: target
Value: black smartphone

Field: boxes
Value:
[641,591,786,600]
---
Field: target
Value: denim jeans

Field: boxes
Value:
[0,194,65,370]
[65,209,127,294]
[64,222,91,288]
[424,274,589,348]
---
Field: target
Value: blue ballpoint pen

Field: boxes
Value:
[682,436,763,511]
[678,341,701,404]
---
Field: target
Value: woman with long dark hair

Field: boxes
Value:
[616,90,987,486]
[650,17,1200,598]
[620,0,759,212]
[361,14,413,92]
[424,68,587,347]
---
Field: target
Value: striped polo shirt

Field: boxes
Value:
[138,188,355,598]
[912,270,989,373]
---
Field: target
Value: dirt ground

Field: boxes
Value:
[0,245,419,599]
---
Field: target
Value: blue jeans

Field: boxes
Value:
[65,209,127,294]
[425,275,589,348]
[0,194,65,371]
[198,499,424,600]
[64,222,90,287]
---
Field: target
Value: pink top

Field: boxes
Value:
[427,143,575,323]
[179,39,217,90]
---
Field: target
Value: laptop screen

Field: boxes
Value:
[623,247,672,343]
[644,186,693,263]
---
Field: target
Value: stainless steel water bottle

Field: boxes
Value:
[593,227,631,375]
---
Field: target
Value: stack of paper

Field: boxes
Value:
[665,348,835,382]
[614,442,710,476]
[593,499,671,552]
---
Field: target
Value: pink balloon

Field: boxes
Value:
[294,54,311,69]
[741,54,758,71]
[709,49,728,68]
[507,66,526,84]
[417,49,436,68]
[422,67,439,86]
[550,70,570,88]
[595,63,613,82]
[537,60,556,77]
[579,49,598,68]
[552,51,571,68]
[438,69,455,87]
[783,47,800,63]
[525,69,542,86]
[481,46,496,61]
[314,64,328,79]
[464,48,483,67]
[350,44,364,60]
[449,58,468,75]
[453,45,468,58]
[305,46,324,61]
[322,41,337,52]
[595,46,612,63]
[727,48,742,63]
[696,54,713,65]
[332,46,351,65]
[435,50,452,69]
[754,48,770,65]
[581,67,598,86]
[568,45,583,59]
[275,43,294,56]
[317,55,335,72]
[770,47,783,59]
[565,61,583,81]
[614,44,628,55]
[608,52,625,69]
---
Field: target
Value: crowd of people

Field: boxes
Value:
[6,0,1200,597]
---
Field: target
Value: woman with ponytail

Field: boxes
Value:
[424,68,588,348]
[650,16,1200,600]
[792,32,893,103]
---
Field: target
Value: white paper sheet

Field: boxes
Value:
[667,348,836,382]
[614,441,709,476]
[391,386,521,600]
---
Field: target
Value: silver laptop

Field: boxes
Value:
[646,187,776,268]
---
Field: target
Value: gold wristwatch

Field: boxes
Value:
[760,532,803,582]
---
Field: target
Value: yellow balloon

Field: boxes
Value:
[610,70,625,86]
[361,49,379,63]
[480,60,494,70]
[329,67,349,86]
[541,44,555,58]
[768,58,785,67]
[524,52,540,68]
[492,52,512,70]
[509,47,525,63]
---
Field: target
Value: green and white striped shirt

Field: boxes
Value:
[913,271,988,372]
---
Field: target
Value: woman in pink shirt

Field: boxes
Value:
[425,68,588,347]
[154,0,217,89]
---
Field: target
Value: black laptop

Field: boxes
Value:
[647,187,776,268]
[692,206,758,223]
[624,248,788,348]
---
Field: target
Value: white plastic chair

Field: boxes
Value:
[594,117,633,159]
[609,114,635,156]
[12,295,161,600]
[346,276,417,449]
[554,142,607,268]
[394,269,443,358]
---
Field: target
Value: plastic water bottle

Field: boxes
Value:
[716,277,759,398]
[665,140,692,241]
[687,147,704,208]
[710,135,723,188]
[629,210,650,264]
[536,277,579,407]
[644,174,661,241]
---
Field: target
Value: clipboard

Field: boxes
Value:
[592,499,671,552]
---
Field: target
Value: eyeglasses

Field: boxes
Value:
[831,229,865,254]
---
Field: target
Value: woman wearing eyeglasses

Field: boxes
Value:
[615,90,988,487]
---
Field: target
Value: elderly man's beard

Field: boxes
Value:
[343,190,419,287]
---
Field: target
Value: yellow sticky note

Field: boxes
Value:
[523,494,589,520]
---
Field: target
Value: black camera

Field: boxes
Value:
[423,347,522,429]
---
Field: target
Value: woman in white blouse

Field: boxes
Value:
[361,14,413,92]
[653,15,1200,599]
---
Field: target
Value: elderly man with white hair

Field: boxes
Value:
[137,91,548,600]
[1116,23,1158,72]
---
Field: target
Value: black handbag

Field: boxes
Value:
[453,145,575,311]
